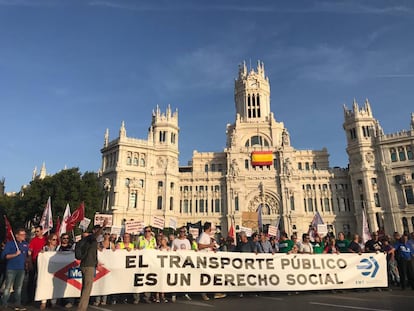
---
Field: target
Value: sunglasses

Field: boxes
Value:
[104,233,110,235]
[51,238,57,241]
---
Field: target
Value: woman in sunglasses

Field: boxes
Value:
[40,234,59,309]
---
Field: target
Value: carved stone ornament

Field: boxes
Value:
[365,152,374,164]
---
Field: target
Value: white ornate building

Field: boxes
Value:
[100,61,414,236]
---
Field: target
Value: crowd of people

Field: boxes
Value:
[1,221,414,310]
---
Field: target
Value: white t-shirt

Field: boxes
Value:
[172,238,191,251]
[198,232,212,252]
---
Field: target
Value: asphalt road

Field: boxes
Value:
[52,288,414,311]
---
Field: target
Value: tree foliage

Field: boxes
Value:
[0,168,103,237]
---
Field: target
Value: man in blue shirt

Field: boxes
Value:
[1,228,30,310]
[395,233,414,290]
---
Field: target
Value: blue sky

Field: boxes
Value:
[1,0,414,193]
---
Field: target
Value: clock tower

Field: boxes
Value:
[234,60,271,122]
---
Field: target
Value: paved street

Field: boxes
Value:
[21,288,414,311]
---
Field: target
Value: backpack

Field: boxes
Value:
[75,238,88,260]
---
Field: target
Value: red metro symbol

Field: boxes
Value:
[54,260,110,291]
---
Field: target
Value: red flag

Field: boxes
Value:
[4,215,14,242]
[228,217,236,246]
[65,202,85,232]
[55,216,61,243]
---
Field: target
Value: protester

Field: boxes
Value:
[348,234,363,254]
[335,232,350,253]
[298,233,313,254]
[256,233,274,254]
[311,235,324,254]
[395,233,414,290]
[1,228,30,311]
[76,219,107,311]
[198,222,226,301]
[40,234,59,310]
[278,232,294,253]
[28,225,46,303]
[365,232,383,253]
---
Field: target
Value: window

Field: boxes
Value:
[170,197,173,211]
[139,179,144,188]
[244,135,269,147]
[133,155,138,166]
[211,164,216,172]
[399,147,406,161]
[307,198,314,212]
[125,178,130,186]
[298,162,302,170]
[245,159,249,169]
[127,154,132,165]
[402,217,409,233]
[199,200,205,213]
[324,198,330,212]
[159,131,166,142]
[171,133,176,144]
[129,192,137,208]
[235,196,239,211]
[312,162,317,169]
[371,178,377,186]
[405,186,414,204]
[289,196,295,211]
[205,164,209,172]
[157,196,163,210]
[215,199,220,213]
[374,193,381,207]
[140,157,146,167]
[183,199,189,213]
[322,184,328,190]
[218,164,223,172]
[339,198,346,211]
[305,162,310,170]
[158,181,163,188]
[349,128,357,140]
[407,146,413,160]
[390,148,397,162]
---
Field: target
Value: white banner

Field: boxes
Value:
[151,216,165,229]
[94,214,113,227]
[36,251,387,300]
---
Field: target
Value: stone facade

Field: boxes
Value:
[344,101,414,235]
[100,61,413,237]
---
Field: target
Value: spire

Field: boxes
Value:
[119,121,126,138]
[364,98,372,116]
[32,166,37,181]
[39,162,47,180]
[104,128,109,147]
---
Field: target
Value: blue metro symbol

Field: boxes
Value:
[357,256,379,278]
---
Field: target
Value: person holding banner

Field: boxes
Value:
[1,228,30,311]
[198,222,226,301]
[76,219,107,311]
[28,225,46,303]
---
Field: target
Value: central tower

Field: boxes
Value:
[234,60,271,122]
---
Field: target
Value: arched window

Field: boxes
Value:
[244,135,270,147]
[140,157,146,167]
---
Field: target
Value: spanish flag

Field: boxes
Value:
[251,151,273,166]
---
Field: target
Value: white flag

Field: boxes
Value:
[362,208,371,244]
[59,203,71,236]
[40,197,53,235]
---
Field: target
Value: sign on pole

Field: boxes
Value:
[94,213,113,227]
[79,217,91,232]
[151,216,165,230]
[125,220,144,235]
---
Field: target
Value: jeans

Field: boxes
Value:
[2,269,25,307]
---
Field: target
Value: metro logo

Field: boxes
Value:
[54,260,110,290]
